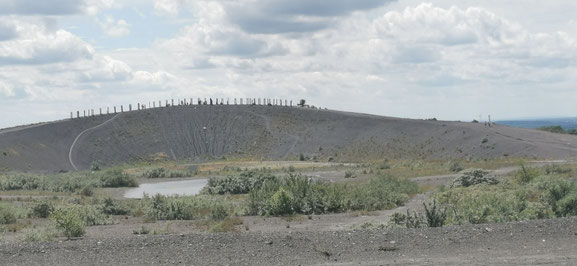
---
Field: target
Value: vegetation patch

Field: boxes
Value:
[246,174,418,216]
[434,166,577,225]
[450,168,499,188]
[202,170,277,195]
[142,167,192,178]
[537,125,577,135]
[0,169,136,194]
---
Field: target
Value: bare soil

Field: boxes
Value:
[2,216,577,265]
[2,105,577,172]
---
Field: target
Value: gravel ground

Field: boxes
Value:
[2,216,577,265]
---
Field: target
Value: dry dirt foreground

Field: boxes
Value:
[2,216,577,266]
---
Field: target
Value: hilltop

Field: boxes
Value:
[1,104,576,172]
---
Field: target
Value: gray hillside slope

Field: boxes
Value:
[1,105,576,172]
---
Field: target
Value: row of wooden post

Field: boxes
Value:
[70,98,295,119]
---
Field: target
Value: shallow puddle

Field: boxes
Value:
[124,179,208,198]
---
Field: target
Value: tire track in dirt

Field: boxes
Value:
[69,114,121,171]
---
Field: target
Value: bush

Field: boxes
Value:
[557,191,577,217]
[246,174,418,216]
[142,168,191,178]
[544,164,572,175]
[449,161,464,173]
[450,169,498,188]
[79,185,94,197]
[143,194,231,221]
[99,169,137,187]
[101,198,130,215]
[268,188,294,216]
[423,200,447,227]
[50,206,86,239]
[344,171,356,178]
[0,171,137,193]
[514,164,539,184]
[90,161,102,171]
[388,211,423,228]
[31,201,54,218]
[143,168,166,178]
[0,203,16,224]
[202,171,277,195]
[210,204,229,220]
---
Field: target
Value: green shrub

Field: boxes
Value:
[0,203,16,224]
[0,170,136,193]
[268,188,294,216]
[143,194,231,221]
[544,164,572,175]
[50,206,86,239]
[31,201,54,218]
[90,161,102,171]
[449,161,463,173]
[423,200,447,227]
[514,164,539,184]
[246,174,418,216]
[379,160,391,170]
[450,169,498,188]
[142,168,166,178]
[344,171,356,178]
[79,185,94,197]
[101,198,130,215]
[202,171,277,195]
[210,204,229,221]
[99,169,137,187]
[557,191,577,217]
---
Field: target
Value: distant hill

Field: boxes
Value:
[497,117,577,130]
[1,105,577,172]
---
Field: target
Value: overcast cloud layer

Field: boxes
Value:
[0,0,576,128]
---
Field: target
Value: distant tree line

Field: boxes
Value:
[537,125,577,135]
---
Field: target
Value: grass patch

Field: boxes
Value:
[0,168,136,194]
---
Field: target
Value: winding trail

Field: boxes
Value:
[247,110,300,158]
[68,114,121,170]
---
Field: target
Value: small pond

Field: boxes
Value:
[124,179,208,199]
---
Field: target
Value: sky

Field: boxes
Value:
[0,0,576,128]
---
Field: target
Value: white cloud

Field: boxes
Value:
[1,1,577,128]
[78,56,133,82]
[154,0,185,17]
[98,15,131,38]
[0,19,18,41]
[0,20,94,65]
[0,0,117,16]
[0,80,15,97]
[373,4,528,46]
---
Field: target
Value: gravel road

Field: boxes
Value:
[2,216,577,265]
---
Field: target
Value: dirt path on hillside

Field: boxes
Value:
[68,114,122,170]
[246,111,300,158]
